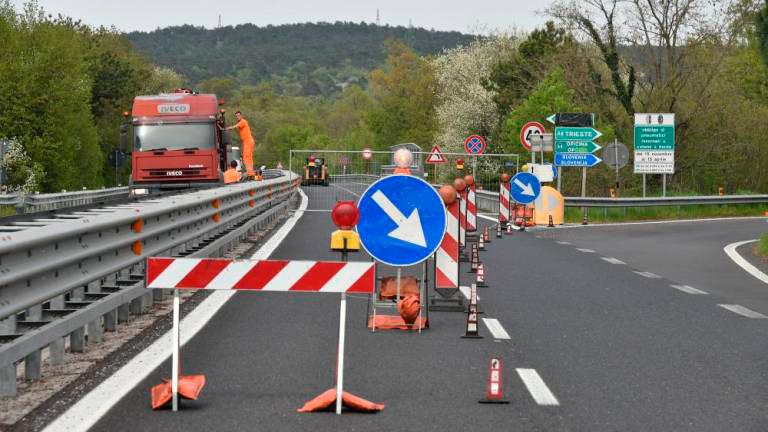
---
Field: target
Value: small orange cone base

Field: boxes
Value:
[367,315,429,330]
[151,375,207,410]
[297,388,384,413]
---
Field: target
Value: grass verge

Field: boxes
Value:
[758,233,768,258]
[564,204,766,224]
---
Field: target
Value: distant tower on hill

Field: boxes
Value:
[218,14,222,28]
[376,8,380,26]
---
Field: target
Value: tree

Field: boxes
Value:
[431,35,518,153]
[368,40,438,150]
[756,0,768,65]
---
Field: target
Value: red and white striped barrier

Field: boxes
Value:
[147,258,375,293]
[435,199,460,289]
[499,182,511,225]
[466,184,477,232]
[459,192,467,248]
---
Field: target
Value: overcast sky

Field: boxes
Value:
[11,0,555,34]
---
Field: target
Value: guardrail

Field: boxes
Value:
[474,190,768,213]
[0,187,129,214]
[0,172,300,396]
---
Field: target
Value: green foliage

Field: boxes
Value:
[758,232,768,258]
[367,40,438,149]
[0,1,184,191]
[499,68,578,152]
[757,1,768,65]
[1,140,44,192]
[127,22,473,96]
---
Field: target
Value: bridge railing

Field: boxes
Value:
[0,171,300,396]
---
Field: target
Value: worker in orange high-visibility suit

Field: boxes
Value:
[223,160,241,184]
[223,111,256,178]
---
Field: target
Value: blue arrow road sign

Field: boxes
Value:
[357,175,447,267]
[555,153,602,167]
[510,172,541,205]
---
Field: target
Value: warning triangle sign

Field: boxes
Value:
[426,145,447,164]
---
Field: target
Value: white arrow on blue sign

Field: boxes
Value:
[510,172,541,205]
[357,175,447,267]
[555,153,602,167]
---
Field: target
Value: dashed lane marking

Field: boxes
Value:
[482,318,510,340]
[555,241,571,245]
[633,271,661,279]
[576,248,595,253]
[516,369,560,406]
[717,304,768,319]
[601,257,625,265]
[330,183,361,197]
[670,284,708,295]
[459,285,480,301]
[42,189,311,432]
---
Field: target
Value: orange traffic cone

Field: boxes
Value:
[484,226,491,243]
[548,215,555,228]
[470,244,480,273]
[476,263,487,288]
[478,234,485,251]
[496,224,502,238]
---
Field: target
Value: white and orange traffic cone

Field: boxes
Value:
[461,284,483,339]
[484,226,491,243]
[478,233,485,251]
[478,358,509,404]
[505,223,513,235]
[470,244,480,273]
[476,263,487,288]
[496,224,502,238]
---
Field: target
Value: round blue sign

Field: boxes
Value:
[510,172,542,205]
[357,175,447,267]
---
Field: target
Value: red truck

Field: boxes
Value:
[121,89,238,194]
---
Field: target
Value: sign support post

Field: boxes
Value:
[643,174,647,198]
[335,290,347,415]
[171,289,180,412]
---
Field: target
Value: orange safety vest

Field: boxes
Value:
[223,168,241,184]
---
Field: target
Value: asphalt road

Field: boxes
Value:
[85,185,768,432]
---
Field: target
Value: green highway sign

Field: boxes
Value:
[554,140,601,154]
[633,125,675,150]
[554,127,602,142]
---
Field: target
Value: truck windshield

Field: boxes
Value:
[134,123,215,151]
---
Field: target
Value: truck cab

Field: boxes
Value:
[124,89,234,194]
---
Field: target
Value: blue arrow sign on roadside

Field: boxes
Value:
[357,175,447,267]
[510,172,541,205]
[555,153,602,167]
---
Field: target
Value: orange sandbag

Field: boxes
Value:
[151,382,172,410]
[367,315,428,330]
[297,388,384,413]
[378,276,419,300]
[397,295,420,325]
[150,375,207,410]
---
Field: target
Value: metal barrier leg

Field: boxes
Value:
[49,338,65,365]
[0,362,16,397]
[88,318,103,344]
[70,327,85,353]
[25,349,42,381]
[104,310,117,332]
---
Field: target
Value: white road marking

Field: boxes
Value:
[576,248,595,253]
[670,284,708,295]
[724,240,768,285]
[43,189,310,432]
[717,304,768,319]
[633,271,661,279]
[458,285,480,301]
[601,257,625,265]
[478,214,521,230]
[555,241,571,245]
[482,318,510,340]
[516,368,560,406]
[330,183,361,197]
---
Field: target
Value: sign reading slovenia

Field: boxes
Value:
[510,172,541,205]
[634,113,675,174]
[357,175,447,267]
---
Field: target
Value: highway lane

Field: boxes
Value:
[74,186,768,431]
[534,218,768,314]
[90,185,557,431]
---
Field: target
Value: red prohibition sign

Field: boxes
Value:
[464,135,487,155]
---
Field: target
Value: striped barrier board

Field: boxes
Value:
[466,184,477,232]
[435,199,460,289]
[499,182,511,225]
[147,258,375,293]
